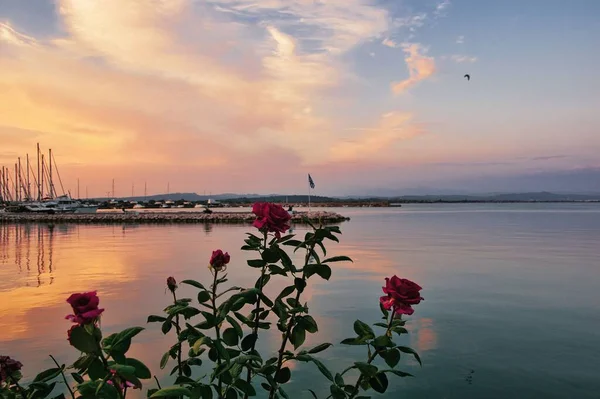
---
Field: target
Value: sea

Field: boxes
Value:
[1,203,599,398]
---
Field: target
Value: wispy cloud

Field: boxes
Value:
[391,44,436,94]
[434,0,451,17]
[451,54,478,63]
[456,35,464,44]
[382,37,398,48]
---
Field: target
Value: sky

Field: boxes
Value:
[1,0,599,197]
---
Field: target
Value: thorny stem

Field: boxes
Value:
[49,354,75,399]
[243,231,269,399]
[94,330,125,399]
[268,241,316,399]
[347,313,396,399]
[171,290,183,380]
[211,268,224,398]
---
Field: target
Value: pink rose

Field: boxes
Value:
[252,202,291,238]
[210,249,230,270]
[65,291,104,325]
[379,276,423,316]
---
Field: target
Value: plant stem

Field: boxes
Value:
[171,290,183,380]
[347,313,396,399]
[211,268,224,398]
[153,376,162,390]
[243,231,269,399]
[49,355,75,399]
[268,243,314,399]
[94,331,125,399]
[8,374,25,398]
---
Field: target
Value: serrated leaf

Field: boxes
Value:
[181,280,206,290]
[340,337,367,346]
[322,256,352,263]
[355,362,378,378]
[353,320,375,340]
[380,349,400,368]
[308,343,332,354]
[300,315,318,334]
[290,325,306,349]
[373,335,392,348]
[68,325,97,354]
[397,346,422,366]
[149,386,192,398]
[369,372,388,394]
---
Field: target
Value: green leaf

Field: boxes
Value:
[275,367,291,384]
[234,379,256,396]
[126,358,151,379]
[334,373,345,388]
[308,343,332,354]
[161,320,173,334]
[71,372,84,384]
[149,386,192,398]
[241,333,257,352]
[355,363,378,378]
[392,326,409,336]
[192,336,212,354]
[369,372,389,394]
[261,248,280,263]
[278,387,289,399]
[226,316,243,338]
[68,325,97,353]
[380,349,400,368]
[305,264,332,280]
[277,286,296,300]
[87,357,105,380]
[223,328,239,346]
[198,291,211,303]
[147,315,167,323]
[290,325,306,349]
[215,341,231,362]
[111,364,137,380]
[225,388,238,399]
[311,358,334,382]
[160,352,170,369]
[384,370,414,378]
[255,274,271,289]
[294,278,306,293]
[330,384,346,399]
[322,256,352,263]
[353,320,375,340]
[33,368,62,383]
[181,279,206,290]
[247,259,267,268]
[397,346,422,366]
[300,315,319,334]
[282,239,303,247]
[379,302,389,319]
[373,335,392,348]
[340,338,367,346]
[308,390,318,399]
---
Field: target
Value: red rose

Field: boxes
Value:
[65,291,104,325]
[210,249,230,270]
[0,356,23,384]
[167,276,177,293]
[252,202,291,238]
[379,276,423,316]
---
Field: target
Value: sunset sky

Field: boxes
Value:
[1,0,599,196]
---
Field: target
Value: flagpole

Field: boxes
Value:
[308,177,311,213]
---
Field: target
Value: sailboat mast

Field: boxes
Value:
[37,143,41,201]
[17,158,22,201]
[77,178,80,199]
[41,154,45,199]
[26,154,30,200]
[14,163,18,201]
[49,149,54,198]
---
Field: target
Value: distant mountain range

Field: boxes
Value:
[93,191,600,202]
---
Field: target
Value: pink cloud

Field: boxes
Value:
[392,43,436,94]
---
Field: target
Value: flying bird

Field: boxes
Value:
[464,74,470,81]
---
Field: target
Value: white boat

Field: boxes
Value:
[53,195,98,213]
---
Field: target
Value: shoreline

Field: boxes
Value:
[0,211,350,225]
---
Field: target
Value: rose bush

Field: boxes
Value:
[1,202,423,399]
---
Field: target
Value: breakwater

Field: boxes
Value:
[0,211,350,225]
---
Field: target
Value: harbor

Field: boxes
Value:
[0,210,350,224]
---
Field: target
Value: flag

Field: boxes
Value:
[308,174,315,189]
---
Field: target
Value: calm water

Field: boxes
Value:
[2,204,600,398]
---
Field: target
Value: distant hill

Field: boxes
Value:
[92,191,600,203]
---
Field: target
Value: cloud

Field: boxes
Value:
[329,112,424,162]
[382,38,398,48]
[450,54,478,63]
[391,44,436,94]
[434,0,451,17]
[0,22,38,47]
[456,35,464,44]
[531,155,569,161]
